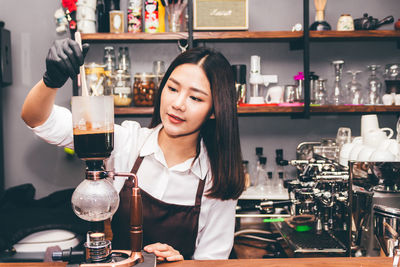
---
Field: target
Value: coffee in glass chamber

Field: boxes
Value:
[71,96,114,160]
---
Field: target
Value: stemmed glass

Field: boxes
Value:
[330,60,345,105]
[346,70,363,105]
[365,65,382,105]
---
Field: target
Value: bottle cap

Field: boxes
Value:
[232,64,247,84]
[294,72,304,80]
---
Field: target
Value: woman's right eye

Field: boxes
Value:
[168,86,177,92]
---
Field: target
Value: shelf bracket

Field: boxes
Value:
[289,39,304,50]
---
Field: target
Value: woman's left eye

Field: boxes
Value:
[190,96,202,102]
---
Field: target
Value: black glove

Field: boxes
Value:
[43,38,90,89]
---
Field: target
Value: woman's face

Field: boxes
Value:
[159,63,212,139]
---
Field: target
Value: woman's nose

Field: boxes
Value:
[172,93,186,111]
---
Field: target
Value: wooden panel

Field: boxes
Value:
[81,32,188,41]
[310,105,400,114]
[310,30,400,40]
[238,106,304,114]
[163,257,392,267]
[113,105,400,116]
[193,31,303,41]
[114,107,154,115]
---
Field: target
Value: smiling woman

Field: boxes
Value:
[21,42,245,261]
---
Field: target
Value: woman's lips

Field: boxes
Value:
[168,113,185,123]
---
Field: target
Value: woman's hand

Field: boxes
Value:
[143,243,184,262]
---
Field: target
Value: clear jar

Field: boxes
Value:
[113,70,132,107]
[84,63,106,96]
[133,72,156,107]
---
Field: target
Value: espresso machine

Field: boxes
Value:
[277,158,351,256]
[350,161,400,262]
[52,96,145,266]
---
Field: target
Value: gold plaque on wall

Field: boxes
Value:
[193,0,249,30]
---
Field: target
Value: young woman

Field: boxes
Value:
[21,39,245,261]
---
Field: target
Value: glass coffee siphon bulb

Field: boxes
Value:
[71,178,119,222]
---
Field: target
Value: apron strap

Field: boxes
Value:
[131,156,144,174]
[194,176,206,206]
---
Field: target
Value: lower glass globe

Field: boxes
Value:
[71,178,120,222]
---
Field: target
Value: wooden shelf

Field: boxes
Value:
[310,105,400,114]
[193,31,303,41]
[81,30,400,43]
[310,30,400,40]
[114,105,400,116]
[237,105,304,114]
[115,107,154,115]
[81,32,188,42]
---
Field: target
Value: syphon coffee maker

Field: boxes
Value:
[53,96,144,266]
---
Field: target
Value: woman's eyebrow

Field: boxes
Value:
[169,77,209,96]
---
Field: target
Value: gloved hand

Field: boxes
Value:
[42,38,90,89]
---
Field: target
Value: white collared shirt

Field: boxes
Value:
[31,105,237,260]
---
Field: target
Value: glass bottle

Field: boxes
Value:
[330,60,345,105]
[315,78,328,105]
[103,46,116,74]
[309,72,319,104]
[294,72,305,102]
[97,0,108,32]
[257,157,268,193]
[113,69,132,107]
[346,70,363,105]
[232,64,247,105]
[118,47,131,73]
[242,160,250,189]
[127,0,142,33]
[153,60,166,90]
[365,65,382,105]
[251,147,263,187]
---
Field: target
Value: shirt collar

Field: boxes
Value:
[139,124,209,180]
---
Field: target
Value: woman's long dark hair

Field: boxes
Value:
[150,47,245,200]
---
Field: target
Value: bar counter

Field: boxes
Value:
[0,257,393,267]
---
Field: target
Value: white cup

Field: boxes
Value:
[361,114,379,138]
[363,128,394,148]
[395,94,400,105]
[380,139,400,156]
[369,149,397,161]
[265,86,284,104]
[349,144,365,161]
[77,6,96,21]
[77,19,96,33]
[382,94,394,105]
[77,0,97,9]
[357,146,375,161]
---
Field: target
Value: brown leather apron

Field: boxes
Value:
[111,156,206,259]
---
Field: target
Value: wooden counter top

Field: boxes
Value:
[0,257,393,266]
[162,257,393,267]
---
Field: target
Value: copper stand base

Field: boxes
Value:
[80,250,144,267]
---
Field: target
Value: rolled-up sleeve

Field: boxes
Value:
[30,105,74,149]
[193,197,237,259]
